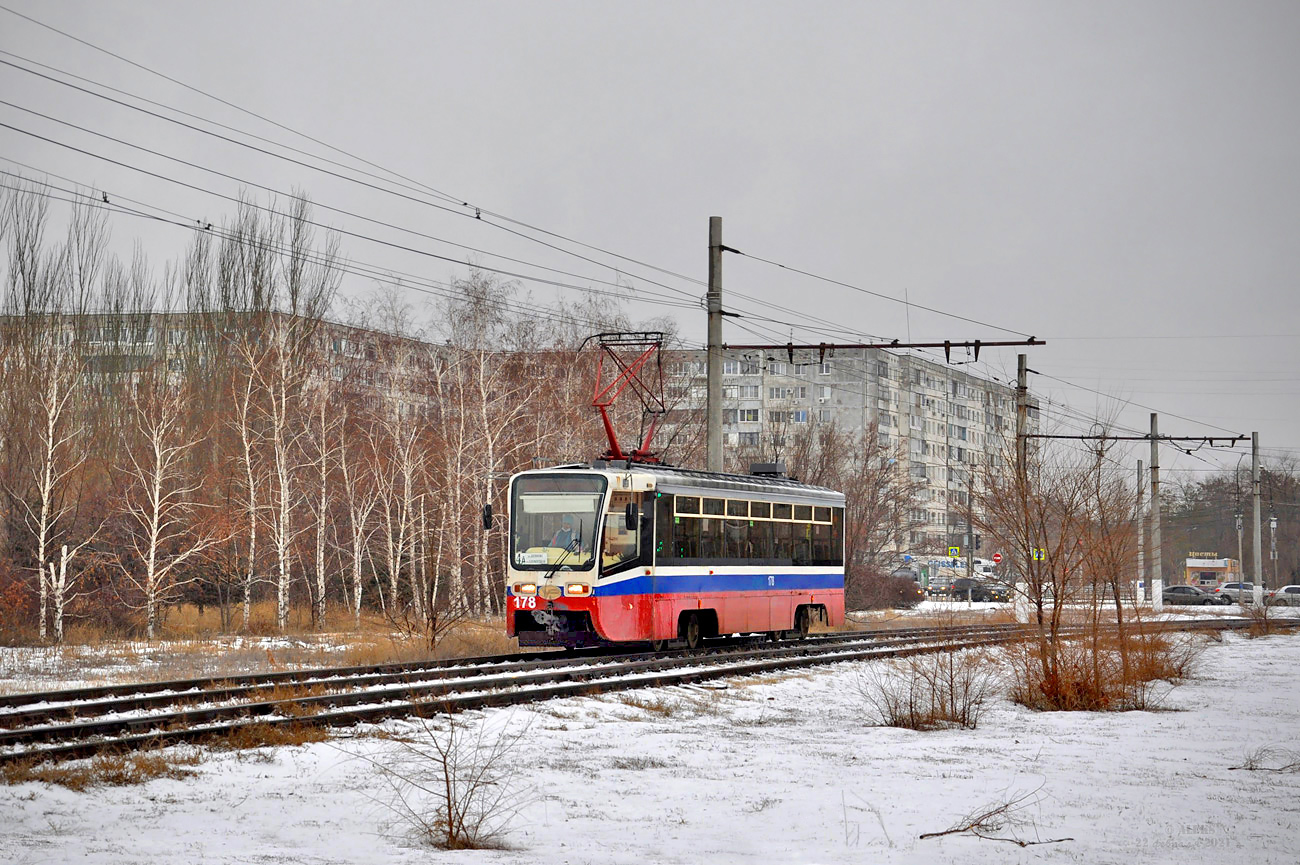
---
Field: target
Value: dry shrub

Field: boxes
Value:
[2,749,202,790]
[1003,628,1203,712]
[211,721,330,751]
[367,709,531,850]
[849,574,925,611]
[857,647,998,730]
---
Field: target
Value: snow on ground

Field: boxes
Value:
[5,632,1300,864]
[0,636,382,696]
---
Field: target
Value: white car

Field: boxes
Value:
[1266,585,1300,607]
[1214,582,1256,603]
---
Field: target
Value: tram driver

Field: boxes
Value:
[551,514,579,548]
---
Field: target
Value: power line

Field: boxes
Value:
[0,173,644,335]
[0,17,711,297]
[725,246,1034,338]
[0,122,702,314]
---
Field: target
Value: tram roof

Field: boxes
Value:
[529,462,846,506]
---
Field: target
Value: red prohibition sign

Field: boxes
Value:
[992,552,1003,564]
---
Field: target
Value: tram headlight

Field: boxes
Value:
[513,582,537,595]
[564,583,591,597]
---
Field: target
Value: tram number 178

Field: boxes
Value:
[512,595,537,610]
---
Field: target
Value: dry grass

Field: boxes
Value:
[2,749,203,790]
[246,683,331,716]
[210,721,331,751]
[616,694,682,717]
[0,615,525,695]
[1003,627,1204,712]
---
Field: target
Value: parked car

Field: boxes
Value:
[1266,585,1300,607]
[1214,582,1257,603]
[949,578,1009,602]
[1162,585,1228,606]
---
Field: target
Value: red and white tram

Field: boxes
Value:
[505,460,845,648]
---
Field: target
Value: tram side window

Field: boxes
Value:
[812,522,832,564]
[772,520,794,560]
[792,522,813,565]
[699,516,723,558]
[724,519,749,558]
[750,519,773,559]
[831,507,844,566]
[673,513,701,558]
[660,497,844,566]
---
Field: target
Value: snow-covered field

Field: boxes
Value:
[5,631,1300,864]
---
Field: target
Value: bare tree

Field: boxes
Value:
[119,366,227,638]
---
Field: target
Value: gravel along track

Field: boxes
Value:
[0,618,1272,766]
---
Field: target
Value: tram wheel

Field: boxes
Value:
[681,612,702,651]
[651,639,669,652]
[794,607,811,639]
[767,630,782,642]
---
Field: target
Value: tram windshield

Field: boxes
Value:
[510,474,606,571]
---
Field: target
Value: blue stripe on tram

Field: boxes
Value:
[592,572,844,596]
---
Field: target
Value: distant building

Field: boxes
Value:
[1184,553,1240,586]
[663,347,1038,555]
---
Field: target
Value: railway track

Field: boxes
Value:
[0,618,1280,766]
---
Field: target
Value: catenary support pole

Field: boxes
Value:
[1151,414,1163,612]
[1014,354,1029,623]
[1253,431,1264,606]
[706,216,723,473]
[1015,354,1028,479]
[1136,460,1145,604]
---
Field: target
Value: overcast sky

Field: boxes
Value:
[2,0,1298,487]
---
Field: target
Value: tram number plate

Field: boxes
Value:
[512,595,538,610]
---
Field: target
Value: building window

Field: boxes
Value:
[723,360,739,375]
[769,361,787,376]
[740,361,760,374]
[738,432,760,446]
[739,385,760,399]
[722,409,738,425]
[817,409,832,423]
[739,408,759,422]
[819,362,832,375]
[792,410,808,423]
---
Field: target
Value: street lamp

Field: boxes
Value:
[1270,513,1278,589]
[1236,512,1244,582]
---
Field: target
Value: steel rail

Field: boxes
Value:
[3,617,1277,766]
[0,624,1017,740]
[0,622,1016,715]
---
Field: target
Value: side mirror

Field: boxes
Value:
[625,502,639,531]
[482,503,493,531]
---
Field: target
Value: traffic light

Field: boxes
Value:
[975,534,982,550]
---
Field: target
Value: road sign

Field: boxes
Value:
[903,554,913,563]
[1031,548,1046,561]
[948,546,961,557]
[992,552,1003,564]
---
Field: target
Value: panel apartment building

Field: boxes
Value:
[664,347,1037,554]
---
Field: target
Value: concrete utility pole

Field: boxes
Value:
[1136,460,1145,604]
[1015,354,1028,480]
[1013,354,1029,623]
[1150,413,1162,612]
[1253,431,1263,606]
[706,216,723,473]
